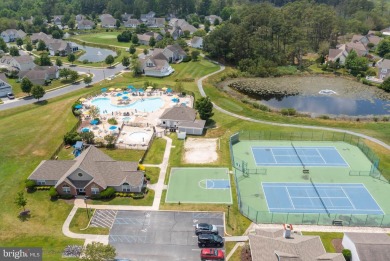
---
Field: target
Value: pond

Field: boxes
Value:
[71,42,117,63]
[225,76,390,117]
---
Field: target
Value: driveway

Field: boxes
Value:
[109,210,225,261]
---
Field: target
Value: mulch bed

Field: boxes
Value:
[332,238,343,253]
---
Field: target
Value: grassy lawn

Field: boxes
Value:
[89,189,154,206]
[71,32,131,48]
[69,208,109,235]
[100,147,145,162]
[142,137,166,164]
[302,232,344,252]
[145,167,160,184]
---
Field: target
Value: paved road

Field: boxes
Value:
[0,64,126,111]
[197,63,390,151]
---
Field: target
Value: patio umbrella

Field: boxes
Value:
[122,96,129,100]
[101,88,108,92]
[83,110,90,115]
[81,127,90,133]
[127,85,135,89]
[117,97,122,100]
[123,91,129,94]
[116,93,122,96]
[90,119,99,125]
[162,87,168,91]
[79,98,87,102]
[166,88,172,93]
[74,104,83,109]
[109,126,118,131]
[138,88,144,93]
[146,86,153,89]
[116,88,122,91]
[109,88,115,91]
[145,89,152,92]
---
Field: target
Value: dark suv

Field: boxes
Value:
[195,223,218,235]
[198,234,224,248]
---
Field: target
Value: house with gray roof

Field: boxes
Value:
[163,44,187,63]
[30,32,53,45]
[100,14,116,28]
[75,14,85,22]
[20,66,59,85]
[159,105,205,135]
[0,29,26,43]
[168,19,197,39]
[249,228,345,261]
[52,15,63,26]
[342,232,390,261]
[190,36,203,49]
[146,18,166,28]
[0,55,35,72]
[327,48,348,65]
[77,19,95,30]
[137,32,163,45]
[139,51,174,77]
[205,15,222,25]
[0,73,12,97]
[48,40,77,56]
[141,11,156,22]
[28,145,145,197]
[121,13,133,22]
[377,58,390,80]
[124,19,141,28]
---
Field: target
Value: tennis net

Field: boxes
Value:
[310,177,330,216]
[291,142,305,169]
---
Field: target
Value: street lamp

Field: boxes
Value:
[84,196,90,219]
[227,205,231,225]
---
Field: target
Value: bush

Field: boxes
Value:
[107,118,118,125]
[132,193,144,199]
[25,180,36,190]
[82,59,89,64]
[64,131,82,145]
[182,56,192,62]
[100,187,116,199]
[318,115,330,119]
[60,194,74,199]
[35,186,51,190]
[138,164,146,171]
[252,103,269,111]
[49,187,58,199]
[342,249,351,261]
[382,116,389,122]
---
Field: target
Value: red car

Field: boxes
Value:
[200,248,224,261]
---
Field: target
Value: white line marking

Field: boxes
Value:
[285,187,296,210]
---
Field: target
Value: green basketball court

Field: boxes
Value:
[166,168,232,204]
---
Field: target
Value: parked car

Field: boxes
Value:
[198,234,224,248]
[6,92,15,99]
[200,248,224,260]
[195,223,218,235]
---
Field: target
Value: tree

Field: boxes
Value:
[16,38,23,48]
[382,77,390,92]
[183,30,191,38]
[116,19,121,29]
[9,46,20,56]
[59,68,71,79]
[37,40,46,51]
[89,106,100,119]
[195,96,214,121]
[130,56,142,77]
[105,55,115,67]
[0,38,8,53]
[39,53,52,66]
[21,78,33,94]
[25,41,33,52]
[14,191,27,211]
[377,39,390,57]
[67,53,76,65]
[68,20,75,30]
[69,70,79,82]
[132,34,139,45]
[191,50,200,61]
[31,85,45,101]
[122,56,130,68]
[129,45,136,54]
[52,30,61,39]
[143,48,148,55]
[84,76,92,86]
[149,36,156,47]
[345,50,368,76]
[81,242,116,261]
[80,131,95,144]
[56,58,63,67]
[213,19,220,26]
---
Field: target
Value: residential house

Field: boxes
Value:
[0,29,26,43]
[146,18,166,28]
[367,34,383,47]
[28,145,146,197]
[159,105,205,135]
[163,44,187,63]
[166,14,176,21]
[77,19,95,30]
[377,59,390,80]
[0,55,35,72]
[381,27,390,36]
[137,32,163,45]
[124,19,141,28]
[190,36,203,49]
[351,33,382,48]
[75,14,85,22]
[205,15,222,25]
[52,15,63,26]
[48,40,77,56]
[351,34,369,45]
[342,232,390,261]
[168,18,197,39]
[140,11,156,23]
[100,14,116,28]
[345,42,368,56]
[19,66,59,85]
[121,13,133,22]
[25,16,48,25]
[30,32,53,45]
[249,227,345,261]
[140,51,174,77]
[327,48,348,65]
[0,73,12,97]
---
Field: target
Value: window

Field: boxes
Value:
[37,180,46,185]
[122,182,131,192]
[381,68,387,73]
[78,173,83,177]
[91,187,99,195]
[62,185,70,194]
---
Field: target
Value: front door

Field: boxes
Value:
[77,188,85,195]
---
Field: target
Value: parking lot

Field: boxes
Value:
[109,210,225,261]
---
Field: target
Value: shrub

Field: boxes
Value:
[241,99,250,104]
[132,193,144,199]
[318,115,330,120]
[49,187,58,199]
[100,187,116,199]
[342,249,351,261]
[107,118,118,125]
[138,164,146,171]
[25,180,36,190]
[373,117,378,122]
[382,116,389,122]
[182,56,192,62]
[90,194,101,200]
[35,186,51,190]
[252,103,269,111]
[64,131,81,145]
[61,194,74,199]
[82,59,89,64]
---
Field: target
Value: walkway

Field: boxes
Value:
[196,63,390,151]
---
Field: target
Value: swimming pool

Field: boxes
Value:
[91,97,164,114]
[128,132,150,143]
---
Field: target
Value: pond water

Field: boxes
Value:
[71,42,116,62]
[226,77,390,117]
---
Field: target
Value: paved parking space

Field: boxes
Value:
[109,211,224,261]
[90,210,117,228]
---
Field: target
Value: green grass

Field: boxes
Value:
[100,148,145,162]
[89,189,154,206]
[143,137,166,164]
[69,208,109,235]
[72,32,131,48]
[302,232,344,252]
[145,167,160,184]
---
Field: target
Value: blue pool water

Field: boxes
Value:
[91,97,164,113]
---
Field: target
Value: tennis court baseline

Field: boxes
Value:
[252,146,348,167]
[262,182,384,215]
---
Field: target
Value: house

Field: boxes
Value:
[75,14,85,22]
[77,19,95,30]
[124,19,141,28]
[28,145,146,197]
[345,42,368,56]
[351,34,369,45]
[249,226,345,261]
[169,18,197,36]
[30,32,53,45]
[367,34,383,47]
[327,48,348,65]
[139,50,174,77]
[205,15,222,25]
[190,36,203,49]
[381,27,390,36]
[163,44,187,63]
[0,55,35,72]
[100,14,116,28]
[351,34,382,48]
[342,232,390,261]
[159,105,205,135]
[0,73,12,97]
[20,66,59,85]
[377,58,390,80]
[48,40,77,56]
[0,29,26,43]
[140,11,156,22]
[137,32,163,45]
[52,15,63,26]
[121,13,133,22]
[146,18,166,28]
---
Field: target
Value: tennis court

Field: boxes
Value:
[251,145,348,167]
[166,168,232,204]
[262,182,384,215]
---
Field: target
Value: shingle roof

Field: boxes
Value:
[316,253,346,261]
[191,36,202,45]
[378,59,390,69]
[13,55,34,64]
[160,106,196,121]
[166,44,186,56]
[328,49,343,60]
[28,160,75,180]
[179,119,206,129]
[345,233,390,261]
